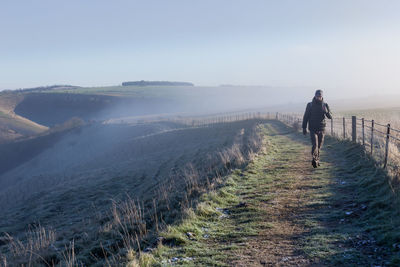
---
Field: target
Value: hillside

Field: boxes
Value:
[0,87,185,141]
[0,92,48,143]
[12,92,185,127]
[0,119,264,266]
[1,85,280,135]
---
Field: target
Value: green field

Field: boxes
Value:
[44,85,211,98]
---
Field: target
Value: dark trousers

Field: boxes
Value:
[310,130,324,161]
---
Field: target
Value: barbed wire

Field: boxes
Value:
[391,128,400,134]
[389,135,400,142]
[374,121,389,128]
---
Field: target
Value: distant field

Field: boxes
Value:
[34,84,290,114]
[336,106,400,129]
[45,85,211,98]
[333,107,400,152]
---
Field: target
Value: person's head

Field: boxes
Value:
[314,89,323,101]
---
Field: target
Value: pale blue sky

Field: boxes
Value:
[1,0,400,98]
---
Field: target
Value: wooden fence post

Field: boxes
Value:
[362,118,365,146]
[371,120,374,155]
[343,117,346,139]
[352,116,357,142]
[384,124,391,169]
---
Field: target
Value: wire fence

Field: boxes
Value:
[167,111,275,127]
[276,112,400,177]
[112,111,277,127]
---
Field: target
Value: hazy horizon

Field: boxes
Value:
[1,0,400,99]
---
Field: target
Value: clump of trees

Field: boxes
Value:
[122,80,194,86]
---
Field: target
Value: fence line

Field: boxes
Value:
[116,110,399,175]
[121,111,276,129]
[172,111,399,173]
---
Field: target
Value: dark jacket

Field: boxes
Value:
[302,97,332,131]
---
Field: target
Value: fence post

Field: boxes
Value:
[352,116,357,142]
[331,118,333,136]
[371,120,374,155]
[362,118,365,146]
[384,124,391,169]
[343,117,346,139]
[276,112,278,120]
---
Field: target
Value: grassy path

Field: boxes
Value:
[152,120,397,266]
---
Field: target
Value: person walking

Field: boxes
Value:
[302,89,332,168]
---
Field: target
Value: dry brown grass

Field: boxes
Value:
[182,163,200,196]
[110,196,147,252]
[60,240,79,267]
[2,225,56,266]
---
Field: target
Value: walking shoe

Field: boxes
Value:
[317,161,320,167]
[312,159,317,168]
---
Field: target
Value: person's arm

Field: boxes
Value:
[325,103,332,119]
[302,103,311,132]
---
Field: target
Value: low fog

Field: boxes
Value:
[7,85,400,129]
[90,86,400,121]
